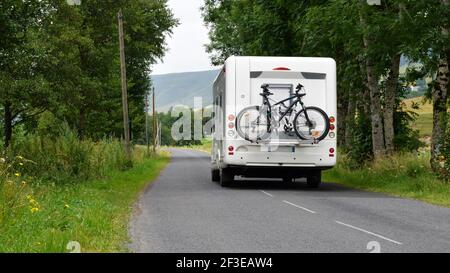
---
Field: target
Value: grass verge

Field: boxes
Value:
[323,152,450,208]
[177,139,212,154]
[0,152,170,253]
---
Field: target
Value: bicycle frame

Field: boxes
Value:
[262,93,311,130]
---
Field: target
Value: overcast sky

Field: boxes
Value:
[151,0,217,75]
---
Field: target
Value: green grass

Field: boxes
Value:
[403,96,433,114]
[403,96,433,138]
[0,152,170,253]
[413,113,433,138]
[178,139,212,154]
[323,152,450,208]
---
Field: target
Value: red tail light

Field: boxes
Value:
[330,124,335,131]
[329,148,335,154]
[329,116,335,123]
[228,146,234,152]
[273,67,290,71]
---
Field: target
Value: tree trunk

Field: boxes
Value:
[3,101,13,149]
[384,54,401,154]
[359,3,386,159]
[367,63,386,158]
[345,90,356,147]
[431,56,449,172]
[337,88,348,147]
[359,63,371,117]
[431,0,449,172]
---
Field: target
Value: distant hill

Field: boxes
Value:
[151,70,219,112]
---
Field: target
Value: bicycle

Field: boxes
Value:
[236,83,330,143]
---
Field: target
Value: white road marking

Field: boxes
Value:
[260,190,273,197]
[282,200,316,214]
[335,220,403,245]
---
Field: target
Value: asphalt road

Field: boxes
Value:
[130,149,450,253]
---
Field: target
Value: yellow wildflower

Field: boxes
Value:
[64,204,70,209]
[15,172,20,177]
[19,162,24,166]
[17,155,24,160]
[30,207,39,213]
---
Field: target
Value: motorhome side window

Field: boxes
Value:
[213,95,221,133]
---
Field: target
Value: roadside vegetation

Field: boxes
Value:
[179,138,212,154]
[323,151,450,208]
[0,1,176,252]
[403,97,433,138]
[0,130,169,252]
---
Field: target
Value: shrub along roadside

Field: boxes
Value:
[9,126,132,184]
[0,152,169,252]
[323,151,450,208]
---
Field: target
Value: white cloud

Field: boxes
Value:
[152,0,218,75]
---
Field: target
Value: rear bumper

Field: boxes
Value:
[226,165,332,178]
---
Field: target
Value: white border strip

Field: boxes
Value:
[282,200,316,214]
[335,220,402,245]
[260,190,274,197]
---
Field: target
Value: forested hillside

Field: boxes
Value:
[152,70,218,111]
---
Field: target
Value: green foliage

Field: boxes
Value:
[1,0,178,147]
[202,0,438,169]
[150,108,208,147]
[347,113,373,167]
[438,125,450,182]
[0,152,170,252]
[9,124,129,184]
[324,151,450,207]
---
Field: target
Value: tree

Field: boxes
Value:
[1,0,177,148]
[202,0,421,164]
[403,0,450,174]
[0,0,52,148]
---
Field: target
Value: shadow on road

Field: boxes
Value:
[218,177,391,198]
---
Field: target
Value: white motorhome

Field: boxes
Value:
[211,56,337,188]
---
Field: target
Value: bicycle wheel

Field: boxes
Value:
[293,106,330,141]
[236,106,271,142]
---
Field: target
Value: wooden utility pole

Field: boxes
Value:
[118,8,131,158]
[145,92,150,155]
[152,87,157,153]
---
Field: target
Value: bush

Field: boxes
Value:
[346,113,373,168]
[1,125,133,231]
[0,155,32,227]
[6,124,129,184]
